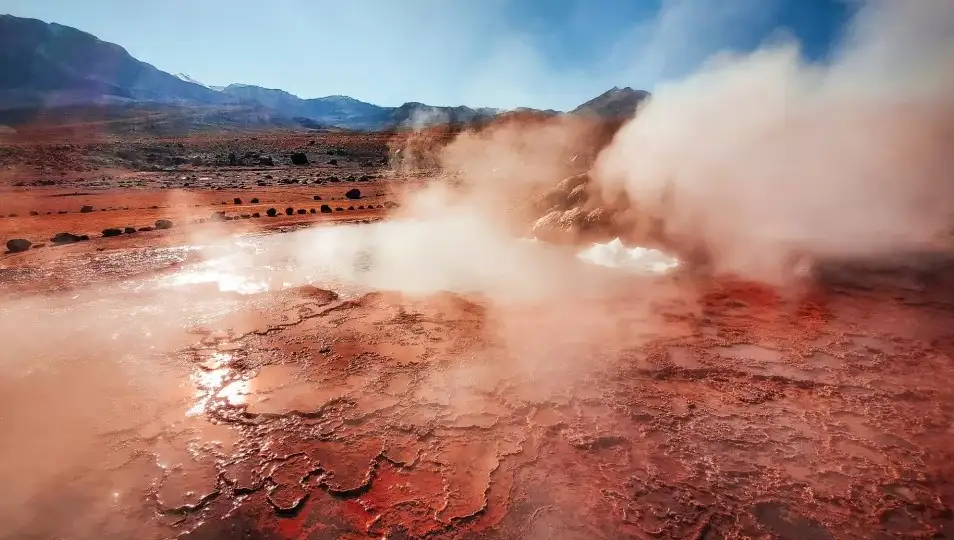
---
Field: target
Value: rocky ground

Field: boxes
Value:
[2,131,954,540]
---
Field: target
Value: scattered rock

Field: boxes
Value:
[102,228,123,237]
[138,226,154,232]
[556,172,590,193]
[335,207,343,212]
[345,188,361,200]
[124,227,136,234]
[566,184,588,206]
[313,195,322,201]
[78,235,90,241]
[252,212,261,218]
[285,207,294,216]
[559,207,585,228]
[582,207,611,231]
[347,206,355,211]
[250,198,259,204]
[531,211,564,240]
[320,205,332,213]
[309,208,316,213]
[240,214,251,219]
[233,198,242,204]
[290,152,309,165]
[5,238,31,252]
[296,209,306,215]
[50,232,82,245]
[80,205,94,213]
[155,219,173,230]
[266,208,278,217]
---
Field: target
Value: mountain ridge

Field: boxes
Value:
[0,13,648,131]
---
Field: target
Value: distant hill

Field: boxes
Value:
[0,14,227,108]
[571,86,650,118]
[0,13,649,131]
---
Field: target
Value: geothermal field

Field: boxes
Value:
[3,2,954,539]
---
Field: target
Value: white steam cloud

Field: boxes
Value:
[594,0,954,282]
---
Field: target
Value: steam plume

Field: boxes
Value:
[594,0,954,282]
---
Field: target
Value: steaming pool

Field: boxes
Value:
[145,222,681,298]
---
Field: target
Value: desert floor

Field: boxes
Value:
[2,134,953,540]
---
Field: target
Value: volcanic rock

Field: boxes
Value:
[5,238,31,252]
[50,232,82,245]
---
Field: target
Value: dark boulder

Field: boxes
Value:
[124,227,136,234]
[291,152,309,165]
[345,188,361,200]
[313,195,322,201]
[102,228,123,237]
[233,198,242,204]
[138,226,154,232]
[320,205,332,213]
[285,207,294,216]
[6,238,31,252]
[80,205,94,213]
[328,159,338,166]
[252,212,261,218]
[310,208,316,213]
[297,209,306,215]
[51,232,82,245]
[155,219,173,230]
[250,198,259,204]
[29,211,39,216]
[266,208,278,217]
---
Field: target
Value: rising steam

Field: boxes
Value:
[593,0,954,282]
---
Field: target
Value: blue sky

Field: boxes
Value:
[1,0,854,110]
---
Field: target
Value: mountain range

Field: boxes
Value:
[0,13,649,131]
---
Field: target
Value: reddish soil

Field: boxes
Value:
[2,131,954,540]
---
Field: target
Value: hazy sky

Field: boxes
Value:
[1,0,853,109]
